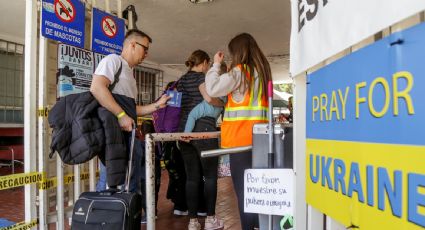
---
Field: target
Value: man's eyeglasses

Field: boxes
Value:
[135,42,149,53]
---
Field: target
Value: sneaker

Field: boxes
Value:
[188,219,201,230]
[174,209,189,216]
[141,215,147,224]
[197,212,207,217]
[204,216,224,230]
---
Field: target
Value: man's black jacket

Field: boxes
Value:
[48,92,136,187]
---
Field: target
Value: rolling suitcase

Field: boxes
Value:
[71,128,141,230]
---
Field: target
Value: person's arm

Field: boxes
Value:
[205,52,241,97]
[90,75,134,132]
[136,94,170,116]
[184,109,198,133]
[199,83,224,107]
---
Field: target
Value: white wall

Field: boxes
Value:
[0,33,24,44]
[159,65,184,86]
[141,60,184,92]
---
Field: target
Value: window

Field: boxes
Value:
[0,40,24,124]
[133,66,163,105]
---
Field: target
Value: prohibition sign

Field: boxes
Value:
[54,0,75,23]
[102,16,118,38]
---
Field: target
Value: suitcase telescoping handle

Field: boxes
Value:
[124,124,136,193]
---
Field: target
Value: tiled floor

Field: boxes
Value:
[145,172,241,230]
[0,165,242,230]
[0,165,24,225]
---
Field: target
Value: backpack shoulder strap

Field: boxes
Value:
[162,79,180,95]
[108,61,123,91]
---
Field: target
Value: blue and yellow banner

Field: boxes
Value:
[306,22,425,229]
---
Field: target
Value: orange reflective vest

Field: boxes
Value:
[221,65,268,148]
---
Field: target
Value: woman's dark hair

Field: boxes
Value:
[165,81,176,90]
[228,33,272,98]
[185,49,210,70]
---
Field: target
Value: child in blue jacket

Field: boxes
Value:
[184,62,227,132]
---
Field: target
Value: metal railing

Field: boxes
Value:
[201,145,252,158]
[145,131,219,230]
[0,146,15,174]
[145,131,256,230]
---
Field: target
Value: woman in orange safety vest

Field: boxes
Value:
[205,33,272,230]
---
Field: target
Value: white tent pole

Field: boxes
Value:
[117,0,122,18]
[105,0,110,13]
[56,156,65,230]
[294,74,307,230]
[88,0,98,193]
[128,6,134,29]
[24,0,38,228]
[37,13,48,230]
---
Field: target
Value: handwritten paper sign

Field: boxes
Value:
[244,169,294,216]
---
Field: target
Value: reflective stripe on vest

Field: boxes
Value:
[223,109,268,121]
[223,65,267,122]
[221,65,268,148]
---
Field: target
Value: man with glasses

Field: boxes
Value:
[90,29,169,194]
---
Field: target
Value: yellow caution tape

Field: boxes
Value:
[0,219,38,230]
[63,171,90,184]
[0,172,44,190]
[39,171,100,190]
[137,116,152,125]
[80,172,90,181]
[0,170,100,190]
[37,107,50,117]
[63,173,75,184]
[38,177,57,190]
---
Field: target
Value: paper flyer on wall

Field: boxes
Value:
[57,44,94,98]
